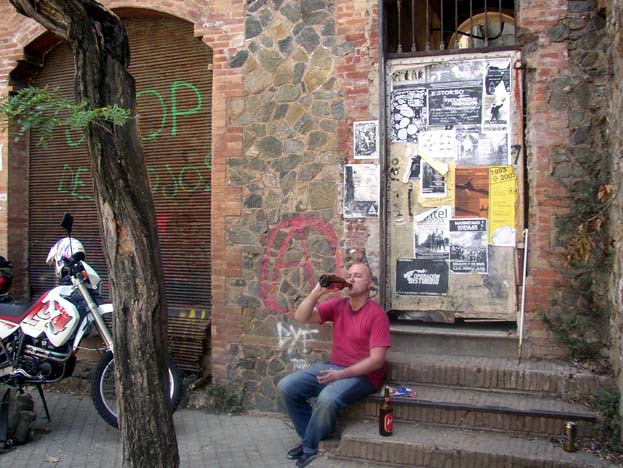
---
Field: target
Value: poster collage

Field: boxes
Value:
[389,57,518,297]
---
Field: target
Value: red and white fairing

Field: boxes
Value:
[0,286,80,346]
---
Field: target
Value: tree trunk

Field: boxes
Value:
[9,1,179,467]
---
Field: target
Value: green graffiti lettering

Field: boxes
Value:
[58,163,74,193]
[179,166,203,193]
[64,129,85,147]
[72,167,91,199]
[136,89,167,141]
[148,167,160,193]
[161,164,178,199]
[170,81,202,136]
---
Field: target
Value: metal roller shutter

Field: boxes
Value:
[28,14,212,370]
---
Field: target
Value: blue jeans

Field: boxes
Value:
[277,362,376,455]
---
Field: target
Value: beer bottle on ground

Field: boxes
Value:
[318,274,352,290]
[379,386,393,436]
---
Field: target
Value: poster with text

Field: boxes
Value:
[482,59,511,131]
[390,87,428,143]
[449,218,488,274]
[428,86,482,127]
[489,166,517,246]
[420,160,447,198]
[414,206,451,259]
[353,121,379,159]
[455,167,489,218]
[343,164,380,218]
[396,258,449,296]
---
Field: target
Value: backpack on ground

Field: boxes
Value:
[0,387,36,448]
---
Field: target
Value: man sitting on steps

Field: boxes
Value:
[277,261,391,467]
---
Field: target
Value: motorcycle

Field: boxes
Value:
[0,213,182,429]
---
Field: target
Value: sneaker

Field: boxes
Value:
[295,452,317,467]
[287,444,303,460]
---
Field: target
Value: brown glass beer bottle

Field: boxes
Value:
[318,274,352,289]
[379,386,393,436]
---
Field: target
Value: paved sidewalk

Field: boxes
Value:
[1,391,384,468]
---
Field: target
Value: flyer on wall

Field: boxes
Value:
[343,164,380,218]
[489,166,517,246]
[396,257,449,296]
[353,120,379,159]
[482,59,511,132]
[455,166,489,218]
[449,218,488,274]
[414,205,451,259]
[420,160,448,198]
[390,87,428,143]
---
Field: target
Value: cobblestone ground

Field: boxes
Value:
[0,392,385,468]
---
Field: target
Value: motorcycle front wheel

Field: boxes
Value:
[91,350,183,428]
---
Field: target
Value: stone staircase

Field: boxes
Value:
[328,322,616,467]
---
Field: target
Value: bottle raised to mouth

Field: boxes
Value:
[318,274,352,289]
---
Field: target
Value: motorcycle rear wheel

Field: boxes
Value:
[90,350,182,428]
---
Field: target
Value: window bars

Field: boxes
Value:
[384,0,516,55]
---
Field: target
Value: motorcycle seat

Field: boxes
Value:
[0,302,33,324]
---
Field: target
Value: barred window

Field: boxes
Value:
[383,0,516,55]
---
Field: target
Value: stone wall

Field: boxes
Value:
[220,0,381,410]
[518,0,611,358]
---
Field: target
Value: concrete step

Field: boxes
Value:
[390,321,518,358]
[346,384,597,438]
[386,352,614,401]
[333,420,613,467]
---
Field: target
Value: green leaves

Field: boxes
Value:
[0,85,130,148]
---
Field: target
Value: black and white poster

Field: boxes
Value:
[482,60,511,131]
[353,121,379,159]
[418,129,456,159]
[414,206,451,259]
[428,86,482,127]
[428,61,484,84]
[343,164,380,218]
[402,155,422,182]
[390,87,428,143]
[449,218,488,274]
[420,160,447,197]
[455,127,481,165]
[396,258,449,296]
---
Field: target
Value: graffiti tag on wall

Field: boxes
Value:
[260,215,343,314]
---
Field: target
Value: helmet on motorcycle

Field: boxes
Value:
[46,237,86,279]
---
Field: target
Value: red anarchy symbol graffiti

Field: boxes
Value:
[260,216,342,314]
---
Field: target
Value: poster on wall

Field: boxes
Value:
[402,155,422,182]
[489,166,517,246]
[414,206,451,259]
[482,59,511,131]
[418,129,456,159]
[449,218,488,274]
[479,132,509,165]
[396,257,449,296]
[455,167,489,218]
[428,86,482,127]
[420,160,447,197]
[390,87,428,143]
[428,60,484,84]
[353,121,379,159]
[343,164,380,218]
